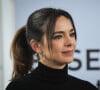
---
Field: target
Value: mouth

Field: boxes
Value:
[62,50,74,56]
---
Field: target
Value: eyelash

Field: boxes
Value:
[70,32,75,37]
[52,32,76,40]
[53,35,63,39]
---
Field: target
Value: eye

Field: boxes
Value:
[70,32,75,37]
[53,35,63,39]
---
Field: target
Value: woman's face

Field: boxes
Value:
[40,16,76,69]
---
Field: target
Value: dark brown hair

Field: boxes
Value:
[10,7,77,81]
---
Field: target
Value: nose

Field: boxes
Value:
[64,36,72,47]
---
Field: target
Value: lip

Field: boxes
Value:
[62,50,74,56]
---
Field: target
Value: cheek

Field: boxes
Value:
[73,39,76,49]
[52,41,63,52]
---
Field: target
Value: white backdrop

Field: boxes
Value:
[14,0,100,87]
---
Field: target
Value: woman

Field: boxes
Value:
[6,7,97,90]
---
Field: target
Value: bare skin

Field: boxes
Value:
[31,16,76,69]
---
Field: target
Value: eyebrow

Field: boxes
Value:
[53,29,74,35]
[53,31,64,35]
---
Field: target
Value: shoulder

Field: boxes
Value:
[68,75,98,90]
[68,74,87,83]
[6,74,33,90]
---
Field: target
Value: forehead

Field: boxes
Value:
[54,16,73,32]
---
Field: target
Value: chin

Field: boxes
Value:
[65,58,74,64]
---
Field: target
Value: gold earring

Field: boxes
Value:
[40,51,45,57]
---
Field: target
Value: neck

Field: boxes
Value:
[39,60,66,69]
[34,62,68,83]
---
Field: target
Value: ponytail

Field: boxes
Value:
[10,25,34,81]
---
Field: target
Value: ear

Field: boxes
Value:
[30,39,41,53]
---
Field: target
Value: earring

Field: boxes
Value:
[40,51,46,57]
[40,51,44,55]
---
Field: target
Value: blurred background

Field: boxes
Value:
[0,0,100,90]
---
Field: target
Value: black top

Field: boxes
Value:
[6,62,97,90]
